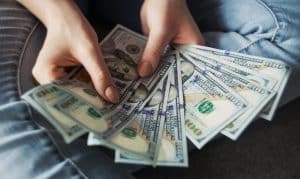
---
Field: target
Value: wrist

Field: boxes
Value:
[43,0,83,29]
[17,0,81,29]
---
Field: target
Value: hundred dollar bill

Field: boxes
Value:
[53,80,109,108]
[60,53,174,140]
[47,24,150,139]
[112,76,170,164]
[87,78,168,161]
[66,24,148,118]
[115,57,188,167]
[180,55,248,149]
[22,84,87,143]
[69,24,147,95]
[87,53,174,154]
[181,53,276,140]
[178,45,291,120]
[177,46,277,91]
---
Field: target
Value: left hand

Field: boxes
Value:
[138,0,205,77]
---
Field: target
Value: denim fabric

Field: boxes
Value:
[0,0,300,179]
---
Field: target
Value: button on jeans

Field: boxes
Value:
[0,0,299,178]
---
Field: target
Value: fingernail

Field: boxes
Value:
[105,85,120,103]
[138,61,153,77]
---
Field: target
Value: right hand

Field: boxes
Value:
[19,0,119,103]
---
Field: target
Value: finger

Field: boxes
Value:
[140,12,149,36]
[78,44,120,103]
[138,30,172,77]
[141,22,149,37]
[32,45,66,84]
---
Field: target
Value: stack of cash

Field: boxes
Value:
[22,25,291,167]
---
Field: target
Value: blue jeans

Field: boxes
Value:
[0,0,299,178]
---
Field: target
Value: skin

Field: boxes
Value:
[17,0,204,103]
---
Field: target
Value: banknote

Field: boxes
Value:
[53,25,168,139]
[180,53,276,140]
[21,84,87,143]
[177,45,291,120]
[53,80,110,108]
[53,91,114,138]
[70,24,147,84]
[87,77,169,161]
[177,46,277,91]
[180,55,248,149]
[61,55,175,139]
[87,54,175,158]
[68,24,148,114]
[111,76,170,164]
[115,56,188,167]
[52,80,135,138]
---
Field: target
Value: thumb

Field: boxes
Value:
[138,30,172,77]
[77,45,120,104]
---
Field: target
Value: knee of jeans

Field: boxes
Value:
[191,0,280,42]
[261,0,300,64]
[223,0,300,64]
[233,0,280,42]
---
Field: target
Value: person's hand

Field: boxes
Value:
[139,0,205,77]
[18,0,119,103]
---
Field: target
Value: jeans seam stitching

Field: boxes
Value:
[236,0,281,51]
[17,22,89,178]
[17,22,38,98]
[66,159,89,179]
[256,0,280,42]
[237,37,265,52]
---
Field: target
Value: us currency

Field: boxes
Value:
[22,84,87,143]
[181,53,276,140]
[177,46,277,91]
[100,24,148,98]
[180,55,248,149]
[178,45,291,120]
[112,76,170,165]
[87,54,175,158]
[59,53,174,139]
[115,56,188,167]
[70,24,147,85]
[53,80,109,108]
[53,24,158,139]
[87,77,169,161]
[67,24,148,119]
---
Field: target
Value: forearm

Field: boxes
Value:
[17,0,84,28]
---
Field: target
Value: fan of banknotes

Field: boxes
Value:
[22,25,291,167]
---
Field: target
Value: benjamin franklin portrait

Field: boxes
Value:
[181,61,195,83]
[128,84,148,103]
[168,85,177,102]
[147,89,163,107]
[104,49,138,81]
